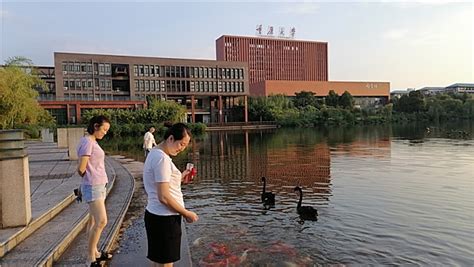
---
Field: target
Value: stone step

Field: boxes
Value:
[0,158,120,267]
[55,157,135,266]
[0,141,79,257]
[0,170,85,258]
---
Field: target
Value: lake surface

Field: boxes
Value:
[106,123,474,266]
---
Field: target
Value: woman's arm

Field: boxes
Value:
[156,182,198,223]
[77,155,90,176]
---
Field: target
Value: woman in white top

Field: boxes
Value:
[143,122,199,267]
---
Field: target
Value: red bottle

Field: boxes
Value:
[184,163,196,183]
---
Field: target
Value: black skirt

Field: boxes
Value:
[144,209,182,264]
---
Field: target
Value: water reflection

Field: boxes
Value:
[179,127,399,266]
[103,122,474,266]
[187,127,395,202]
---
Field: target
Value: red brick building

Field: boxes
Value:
[216,35,390,104]
[216,35,328,94]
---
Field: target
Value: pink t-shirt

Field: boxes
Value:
[77,136,108,185]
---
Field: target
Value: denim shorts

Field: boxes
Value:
[81,184,107,203]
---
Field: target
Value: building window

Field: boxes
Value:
[161,81,165,92]
[74,62,80,73]
[172,80,177,91]
[134,65,138,76]
[172,66,177,78]
[105,64,111,75]
[159,66,165,77]
[145,80,149,91]
[155,66,160,77]
[194,81,199,92]
[139,65,144,76]
[151,80,155,91]
[99,64,104,75]
[135,80,139,89]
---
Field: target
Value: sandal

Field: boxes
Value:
[96,250,113,262]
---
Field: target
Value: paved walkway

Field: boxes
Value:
[108,157,192,267]
[0,141,192,266]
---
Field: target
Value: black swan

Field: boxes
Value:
[294,186,318,220]
[261,177,275,206]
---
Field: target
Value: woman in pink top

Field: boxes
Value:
[77,115,112,267]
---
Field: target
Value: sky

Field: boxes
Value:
[1,0,472,90]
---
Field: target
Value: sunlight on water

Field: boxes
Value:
[179,125,474,266]
[103,123,474,266]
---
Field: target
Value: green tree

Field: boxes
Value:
[393,91,425,113]
[325,90,339,107]
[293,91,318,108]
[463,99,474,119]
[0,57,54,129]
[339,91,354,109]
[147,98,187,123]
[381,103,393,121]
[248,97,274,121]
[82,99,186,125]
[268,94,293,110]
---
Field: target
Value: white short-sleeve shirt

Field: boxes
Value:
[143,131,156,149]
[143,148,184,215]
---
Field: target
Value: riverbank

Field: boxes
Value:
[108,156,192,267]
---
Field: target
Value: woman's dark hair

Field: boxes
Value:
[86,115,110,134]
[163,122,192,141]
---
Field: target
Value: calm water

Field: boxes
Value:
[106,123,474,266]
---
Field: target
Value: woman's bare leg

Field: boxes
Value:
[87,199,107,263]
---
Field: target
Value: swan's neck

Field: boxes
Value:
[262,179,266,194]
[297,190,302,208]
